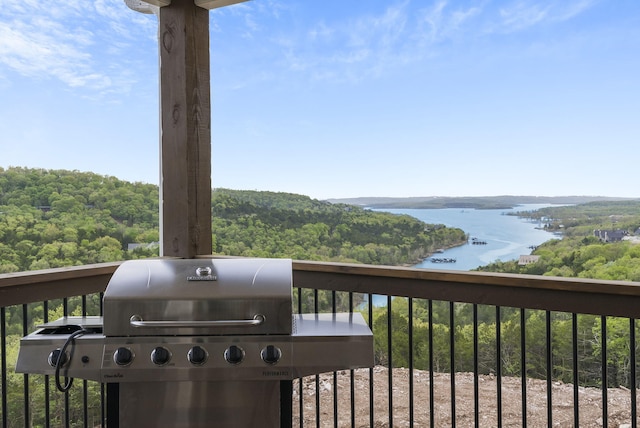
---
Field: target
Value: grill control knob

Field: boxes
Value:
[151,347,171,366]
[113,347,134,366]
[261,345,282,365]
[188,346,208,365]
[48,349,68,368]
[224,345,244,365]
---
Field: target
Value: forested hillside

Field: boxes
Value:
[0,167,467,273]
[476,201,640,281]
[0,167,160,272]
[211,188,467,264]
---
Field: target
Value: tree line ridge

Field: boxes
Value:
[0,167,467,272]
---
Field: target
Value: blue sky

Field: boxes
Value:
[1,0,639,200]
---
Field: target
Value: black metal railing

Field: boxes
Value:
[290,291,639,427]
[2,260,640,427]
[1,294,105,428]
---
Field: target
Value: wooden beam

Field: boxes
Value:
[159,0,212,258]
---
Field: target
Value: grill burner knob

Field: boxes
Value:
[48,349,68,368]
[114,347,134,366]
[261,345,282,365]
[151,347,171,366]
[224,345,244,365]
[188,346,208,365]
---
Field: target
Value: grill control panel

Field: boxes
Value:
[99,336,293,382]
[17,313,373,384]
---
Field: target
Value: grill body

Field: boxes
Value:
[16,258,373,427]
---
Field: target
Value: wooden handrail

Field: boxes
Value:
[0,262,122,307]
[292,260,640,318]
[2,259,640,318]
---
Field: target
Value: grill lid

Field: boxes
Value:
[103,258,293,337]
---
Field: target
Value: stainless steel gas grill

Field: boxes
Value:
[16,258,373,427]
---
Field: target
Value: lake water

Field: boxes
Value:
[377,204,559,271]
[368,204,559,306]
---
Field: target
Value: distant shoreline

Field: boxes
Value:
[326,195,634,210]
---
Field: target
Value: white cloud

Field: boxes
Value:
[414,1,482,46]
[275,2,416,83]
[552,0,598,22]
[0,0,156,96]
[418,0,449,44]
[309,22,334,43]
[496,0,598,33]
[347,2,409,49]
[0,23,91,85]
[499,1,550,31]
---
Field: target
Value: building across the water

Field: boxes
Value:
[518,255,540,266]
[594,229,628,242]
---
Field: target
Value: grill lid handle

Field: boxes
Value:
[129,314,266,328]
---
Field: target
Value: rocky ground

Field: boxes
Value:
[292,366,636,427]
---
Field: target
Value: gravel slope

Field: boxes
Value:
[293,366,635,427]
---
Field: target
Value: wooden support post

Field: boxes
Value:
[158,0,212,257]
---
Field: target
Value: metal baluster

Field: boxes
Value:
[1,307,7,428]
[496,306,502,428]
[44,301,50,428]
[546,310,552,426]
[473,304,479,428]
[22,304,30,428]
[82,295,89,428]
[521,308,527,427]
[63,298,69,428]
[602,316,608,428]
[100,292,106,428]
[631,318,637,428]
[450,301,455,427]
[332,290,337,428]
[388,296,393,428]
[409,298,414,428]
[573,313,579,427]
[428,300,434,428]
[368,294,374,428]
[314,289,320,428]
[349,292,355,428]
[297,287,303,428]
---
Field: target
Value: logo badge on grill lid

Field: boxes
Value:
[188,266,217,281]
